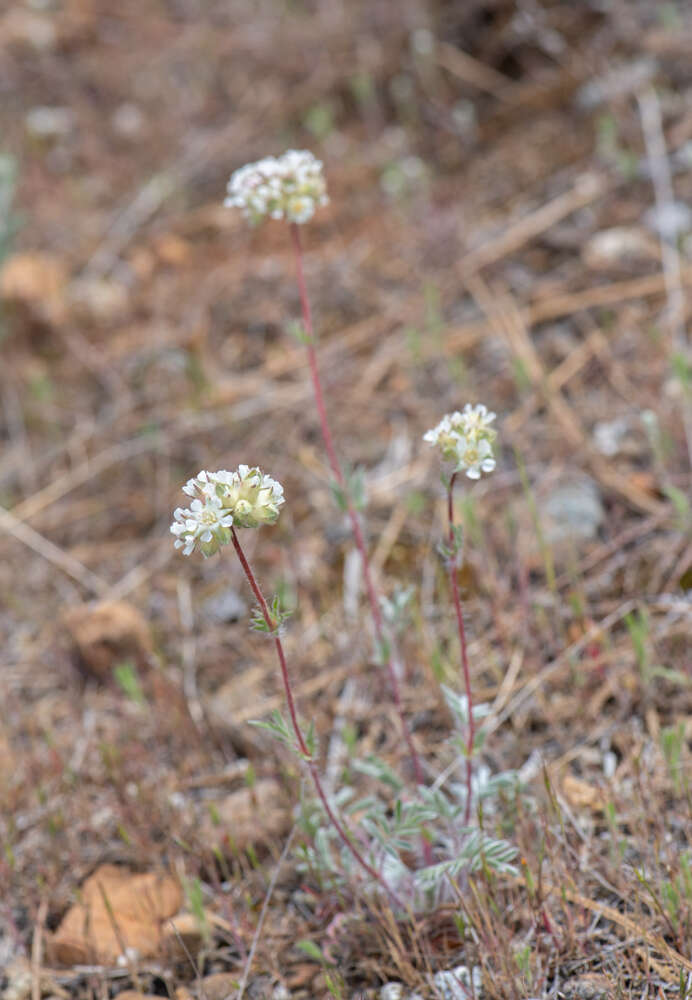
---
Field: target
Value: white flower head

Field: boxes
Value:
[224,149,328,225]
[455,434,496,480]
[210,465,285,528]
[423,412,460,463]
[171,466,285,556]
[423,404,498,480]
[170,492,234,558]
[459,402,496,437]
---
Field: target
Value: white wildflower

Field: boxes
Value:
[210,465,285,528]
[458,402,496,437]
[224,149,328,225]
[423,412,461,462]
[182,468,215,498]
[455,434,496,480]
[423,404,497,480]
[170,492,234,558]
[171,466,284,556]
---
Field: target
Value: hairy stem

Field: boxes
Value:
[289,223,426,799]
[447,473,475,826]
[231,527,401,906]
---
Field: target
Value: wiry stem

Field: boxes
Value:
[289,223,426,800]
[446,473,475,826]
[230,527,401,906]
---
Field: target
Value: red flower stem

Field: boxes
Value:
[230,527,402,906]
[289,223,426,801]
[447,473,475,826]
[231,527,306,755]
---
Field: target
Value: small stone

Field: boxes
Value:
[3,9,57,51]
[674,141,692,169]
[25,106,74,140]
[410,27,434,57]
[582,227,656,270]
[201,587,248,624]
[68,276,129,323]
[593,417,630,457]
[603,751,617,778]
[111,102,145,138]
[644,202,692,242]
[539,476,605,545]
[379,985,404,1000]
[562,774,603,812]
[451,100,477,139]
[430,965,482,999]
[153,234,190,266]
[575,58,656,109]
[115,993,162,1000]
[561,975,610,1000]
[199,974,238,1000]
[174,988,194,1000]
[0,251,67,326]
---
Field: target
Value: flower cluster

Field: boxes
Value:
[171,466,285,556]
[423,404,497,479]
[225,150,328,225]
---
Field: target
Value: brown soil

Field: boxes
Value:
[1,2,691,997]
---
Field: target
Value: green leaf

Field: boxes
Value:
[249,710,297,753]
[353,755,403,792]
[663,483,691,523]
[286,319,312,345]
[296,939,325,963]
[113,661,146,706]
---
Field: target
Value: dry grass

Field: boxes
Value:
[1,1,691,997]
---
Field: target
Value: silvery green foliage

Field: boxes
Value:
[296,685,519,909]
[442,684,491,729]
[250,594,292,636]
[329,464,367,513]
[380,586,415,633]
[250,709,315,763]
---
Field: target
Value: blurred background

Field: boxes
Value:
[1,0,691,995]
